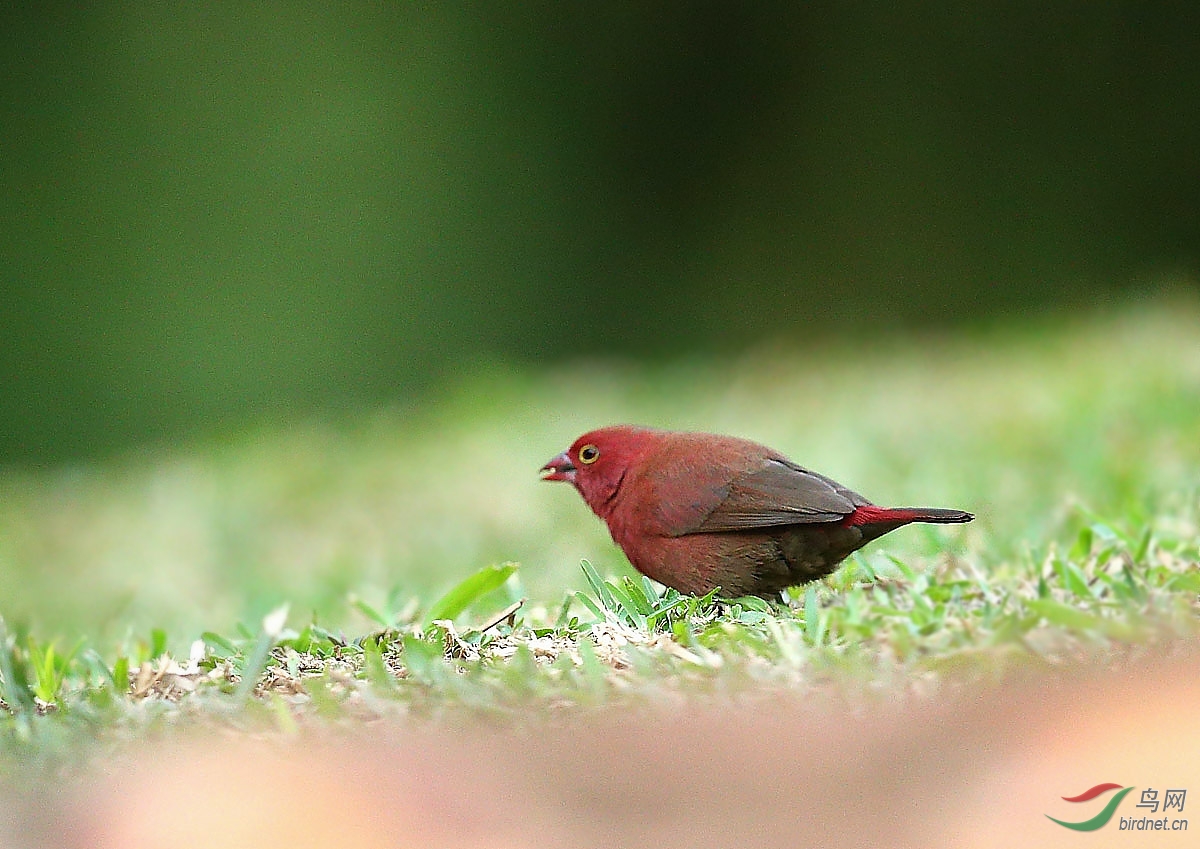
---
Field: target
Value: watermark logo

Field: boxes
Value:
[1046,783,1188,832]
[1048,783,1135,831]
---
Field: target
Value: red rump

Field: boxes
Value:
[843,506,924,527]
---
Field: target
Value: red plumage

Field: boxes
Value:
[541,425,973,598]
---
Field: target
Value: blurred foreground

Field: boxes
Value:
[13,643,1198,849]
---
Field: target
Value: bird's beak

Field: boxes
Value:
[540,451,577,483]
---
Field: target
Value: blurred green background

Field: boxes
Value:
[2,5,1199,643]
[3,3,1197,463]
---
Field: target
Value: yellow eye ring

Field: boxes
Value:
[578,444,600,464]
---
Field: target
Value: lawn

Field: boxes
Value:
[0,296,1197,773]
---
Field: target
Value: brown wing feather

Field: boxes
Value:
[684,459,871,534]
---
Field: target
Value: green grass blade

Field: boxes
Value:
[579,560,618,612]
[425,563,517,626]
[573,591,607,622]
[233,604,289,704]
[604,581,647,630]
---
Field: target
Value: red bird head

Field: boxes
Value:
[540,425,659,513]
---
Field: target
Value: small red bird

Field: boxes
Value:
[541,425,973,598]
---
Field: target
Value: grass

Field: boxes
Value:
[0,296,1198,773]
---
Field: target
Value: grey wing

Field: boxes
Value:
[685,459,871,533]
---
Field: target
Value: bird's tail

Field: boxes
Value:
[845,505,974,527]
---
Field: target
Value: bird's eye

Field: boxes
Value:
[578,444,600,464]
